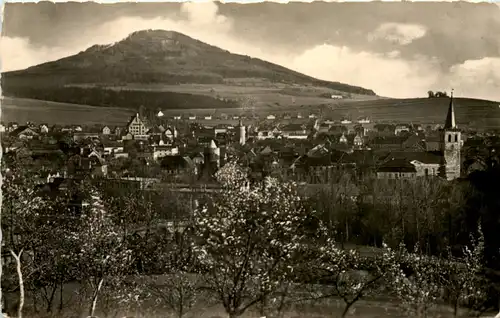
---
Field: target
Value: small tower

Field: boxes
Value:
[440,90,461,180]
[201,140,221,181]
[207,139,220,168]
[237,120,246,146]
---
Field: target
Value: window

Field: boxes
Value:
[455,134,458,142]
[448,134,451,142]
[425,168,429,176]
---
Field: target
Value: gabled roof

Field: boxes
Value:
[370,135,406,145]
[148,126,163,134]
[9,126,39,137]
[378,158,417,173]
[281,124,305,132]
[160,155,191,170]
[382,151,442,165]
[260,145,273,155]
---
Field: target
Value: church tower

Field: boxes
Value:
[440,90,461,181]
[237,120,246,146]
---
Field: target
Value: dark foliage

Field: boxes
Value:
[2,85,239,110]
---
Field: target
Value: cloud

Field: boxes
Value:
[447,57,500,101]
[368,23,428,45]
[0,37,71,72]
[289,44,440,98]
[1,1,499,101]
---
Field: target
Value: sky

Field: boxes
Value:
[1,0,500,100]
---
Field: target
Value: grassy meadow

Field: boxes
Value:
[4,280,493,318]
[2,93,500,129]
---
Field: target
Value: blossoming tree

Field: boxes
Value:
[69,186,132,317]
[192,161,321,318]
[310,241,404,317]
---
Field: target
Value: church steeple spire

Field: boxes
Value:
[444,89,456,129]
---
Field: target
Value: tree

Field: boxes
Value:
[428,91,435,98]
[1,154,47,317]
[192,161,322,318]
[310,241,403,317]
[441,221,487,317]
[146,271,203,318]
[392,244,444,318]
[70,187,132,317]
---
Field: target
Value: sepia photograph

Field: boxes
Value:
[1,0,500,317]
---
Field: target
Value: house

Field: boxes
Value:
[281,124,308,139]
[369,136,406,150]
[328,125,348,136]
[39,124,49,134]
[266,115,276,120]
[401,133,426,152]
[152,145,179,160]
[232,115,240,120]
[9,126,39,140]
[395,124,410,135]
[296,113,303,119]
[256,126,281,140]
[102,141,124,156]
[377,158,417,179]
[339,133,348,144]
[189,115,197,120]
[127,113,150,137]
[148,126,163,137]
[102,126,111,135]
[374,124,397,136]
[317,123,331,134]
[114,127,123,137]
[7,122,19,132]
[190,152,205,166]
[157,110,164,117]
[308,114,317,119]
[379,152,442,178]
[0,123,6,133]
[204,115,213,120]
[425,133,441,151]
[214,126,228,137]
[74,132,100,142]
[341,119,352,125]
[164,127,178,141]
[173,115,182,120]
[358,118,371,124]
[353,135,364,147]
[160,155,194,175]
[73,125,83,132]
[331,94,343,99]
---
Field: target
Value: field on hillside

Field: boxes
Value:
[2,95,500,128]
[1,97,136,126]
[66,83,380,108]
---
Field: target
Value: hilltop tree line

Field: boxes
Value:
[428,90,449,98]
[2,147,500,317]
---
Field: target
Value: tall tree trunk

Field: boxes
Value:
[89,278,105,317]
[10,249,24,318]
[59,280,64,312]
[341,301,355,318]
